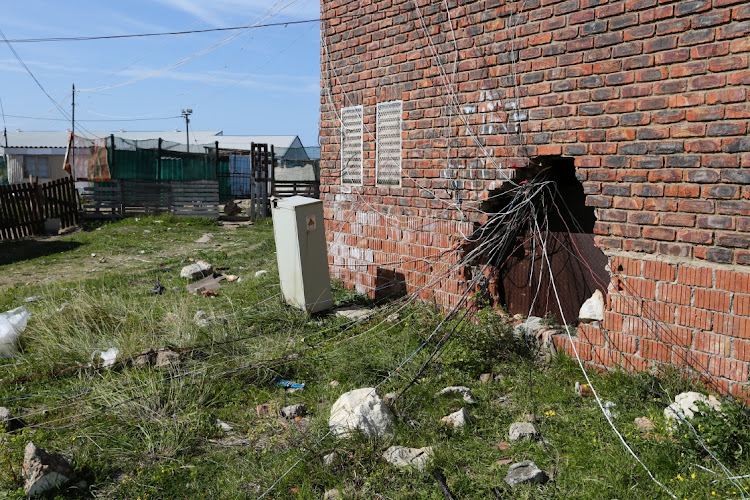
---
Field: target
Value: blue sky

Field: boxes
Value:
[1,0,320,146]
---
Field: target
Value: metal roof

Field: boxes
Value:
[0,130,223,149]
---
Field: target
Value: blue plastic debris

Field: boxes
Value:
[274,377,305,389]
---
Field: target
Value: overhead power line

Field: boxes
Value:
[3,113,181,122]
[2,19,320,43]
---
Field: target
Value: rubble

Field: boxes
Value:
[23,442,74,496]
[579,289,605,323]
[281,404,307,419]
[504,460,548,487]
[508,422,538,441]
[180,260,213,280]
[436,386,476,404]
[334,306,373,322]
[382,446,433,471]
[329,388,394,439]
[665,391,721,430]
[187,274,224,295]
[441,408,471,429]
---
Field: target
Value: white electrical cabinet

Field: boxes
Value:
[271,196,333,313]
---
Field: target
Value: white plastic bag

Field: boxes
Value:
[0,306,30,357]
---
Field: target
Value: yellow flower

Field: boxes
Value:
[677,474,683,481]
[691,473,695,479]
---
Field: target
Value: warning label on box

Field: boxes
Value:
[306,214,317,231]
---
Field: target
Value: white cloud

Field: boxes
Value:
[154,0,318,26]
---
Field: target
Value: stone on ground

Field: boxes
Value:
[329,388,394,439]
[508,422,538,441]
[195,233,212,244]
[436,386,476,403]
[254,270,268,278]
[180,260,213,280]
[281,404,307,419]
[578,289,605,322]
[634,417,655,433]
[504,460,548,487]
[323,489,343,500]
[382,446,434,471]
[513,316,546,341]
[155,349,181,369]
[334,306,373,322]
[23,442,74,496]
[665,391,721,430]
[441,407,471,429]
[479,373,492,384]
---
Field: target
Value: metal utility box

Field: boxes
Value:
[271,196,333,313]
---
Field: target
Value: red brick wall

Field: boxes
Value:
[320,0,749,392]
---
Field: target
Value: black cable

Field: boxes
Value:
[3,19,320,44]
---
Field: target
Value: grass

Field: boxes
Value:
[0,215,749,499]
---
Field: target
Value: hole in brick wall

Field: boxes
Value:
[486,156,609,324]
[375,267,406,302]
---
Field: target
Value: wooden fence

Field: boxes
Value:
[0,177,79,241]
[81,179,220,218]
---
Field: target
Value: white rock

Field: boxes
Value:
[329,388,394,439]
[334,306,373,322]
[436,386,476,404]
[665,391,721,430]
[441,408,471,429]
[254,270,269,278]
[504,460,547,487]
[382,446,433,471]
[195,233,212,243]
[23,442,74,496]
[180,260,213,280]
[24,296,44,303]
[56,302,70,313]
[513,316,546,340]
[216,419,233,432]
[508,422,538,441]
[579,289,605,322]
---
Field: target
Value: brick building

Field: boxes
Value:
[319,0,750,395]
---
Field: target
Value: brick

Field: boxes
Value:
[710,358,749,382]
[695,332,732,356]
[694,288,731,312]
[659,283,692,305]
[716,269,750,293]
[715,314,750,338]
[735,294,750,316]
[677,266,713,287]
[677,306,712,329]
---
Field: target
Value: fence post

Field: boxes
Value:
[158,138,162,181]
[33,180,44,235]
[109,134,116,179]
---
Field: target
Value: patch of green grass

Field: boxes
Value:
[0,215,748,499]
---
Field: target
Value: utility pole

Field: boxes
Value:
[71,84,75,173]
[181,109,192,152]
